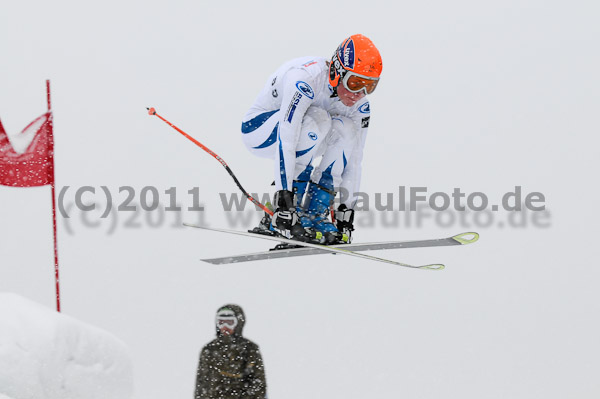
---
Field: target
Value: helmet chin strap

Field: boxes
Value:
[330,84,338,98]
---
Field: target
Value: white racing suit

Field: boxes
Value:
[241,56,371,231]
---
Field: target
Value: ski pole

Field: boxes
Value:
[147,107,274,216]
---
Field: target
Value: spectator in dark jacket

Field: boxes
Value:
[195,304,267,399]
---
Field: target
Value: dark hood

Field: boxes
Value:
[215,304,246,337]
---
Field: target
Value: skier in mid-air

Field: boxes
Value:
[241,34,382,245]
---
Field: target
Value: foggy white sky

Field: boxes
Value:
[1,1,599,398]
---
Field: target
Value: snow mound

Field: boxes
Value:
[0,293,133,399]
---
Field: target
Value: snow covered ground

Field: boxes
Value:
[1,1,599,398]
[0,293,133,399]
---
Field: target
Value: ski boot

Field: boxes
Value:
[300,181,345,244]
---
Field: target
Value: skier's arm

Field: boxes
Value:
[339,110,369,208]
[244,344,267,399]
[274,69,316,192]
[194,347,210,399]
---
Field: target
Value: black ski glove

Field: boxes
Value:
[272,190,300,231]
[335,204,355,236]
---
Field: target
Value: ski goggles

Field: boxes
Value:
[216,316,238,329]
[342,71,380,95]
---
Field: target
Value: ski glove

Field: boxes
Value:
[272,209,299,230]
[273,190,301,232]
[335,204,355,233]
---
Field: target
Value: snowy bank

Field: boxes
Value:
[0,293,133,399]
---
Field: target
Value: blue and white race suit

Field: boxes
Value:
[241,56,371,208]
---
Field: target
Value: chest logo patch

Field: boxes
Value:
[295,81,314,99]
[358,102,370,114]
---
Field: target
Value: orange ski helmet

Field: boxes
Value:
[329,34,383,93]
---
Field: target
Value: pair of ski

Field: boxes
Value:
[146,109,479,270]
[184,224,479,270]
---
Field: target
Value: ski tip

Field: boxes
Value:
[420,263,445,271]
[147,107,156,116]
[451,232,479,245]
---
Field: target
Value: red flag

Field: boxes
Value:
[1,81,61,312]
[0,112,54,187]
